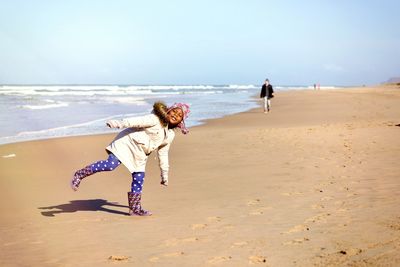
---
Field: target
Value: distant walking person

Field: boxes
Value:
[260,79,274,113]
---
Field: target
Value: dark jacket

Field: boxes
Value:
[260,84,274,98]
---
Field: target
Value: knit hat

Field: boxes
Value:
[167,103,190,134]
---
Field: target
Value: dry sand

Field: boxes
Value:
[1,85,399,266]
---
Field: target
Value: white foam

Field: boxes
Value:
[0,85,121,91]
[130,85,217,90]
[101,97,147,105]
[1,89,153,97]
[0,85,153,96]
[21,100,69,110]
[228,84,258,89]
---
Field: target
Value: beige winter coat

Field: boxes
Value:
[106,114,175,181]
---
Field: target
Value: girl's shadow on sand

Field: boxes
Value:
[38,199,129,217]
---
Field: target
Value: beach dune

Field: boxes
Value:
[1,85,400,266]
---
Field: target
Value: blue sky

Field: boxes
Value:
[0,0,399,85]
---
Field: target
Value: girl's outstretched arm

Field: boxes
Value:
[157,141,173,186]
[106,114,158,129]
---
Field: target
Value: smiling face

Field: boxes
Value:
[167,107,184,126]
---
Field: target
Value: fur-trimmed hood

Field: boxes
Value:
[152,101,169,127]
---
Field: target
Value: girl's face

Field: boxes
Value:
[167,107,184,126]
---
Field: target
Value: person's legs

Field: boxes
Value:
[71,153,121,191]
[263,97,268,112]
[131,172,145,193]
[90,153,121,173]
[267,98,271,111]
[127,172,152,216]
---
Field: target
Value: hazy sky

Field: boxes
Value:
[0,0,399,85]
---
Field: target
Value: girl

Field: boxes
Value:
[70,102,190,216]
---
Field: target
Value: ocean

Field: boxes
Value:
[0,84,322,145]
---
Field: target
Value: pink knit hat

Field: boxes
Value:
[167,103,190,134]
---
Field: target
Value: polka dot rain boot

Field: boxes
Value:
[127,192,152,216]
[71,166,94,191]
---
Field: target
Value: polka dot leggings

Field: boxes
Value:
[90,153,121,172]
[89,153,146,193]
[131,172,145,193]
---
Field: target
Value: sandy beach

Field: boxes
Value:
[1,85,399,266]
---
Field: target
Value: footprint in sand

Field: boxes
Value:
[148,251,184,262]
[248,255,267,264]
[207,256,232,264]
[221,224,235,230]
[164,237,199,247]
[231,241,248,248]
[207,216,222,223]
[337,208,348,213]
[282,224,309,234]
[385,218,400,231]
[249,210,264,215]
[281,191,304,197]
[192,216,225,229]
[334,200,345,206]
[246,199,261,206]
[191,223,208,230]
[108,255,130,261]
[162,251,185,257]
[305,213,331,224]
[311,204,325,210]
[336,248,362,257]
[148,257,160,263]
[283,237,310,245]
[249,207,272,216]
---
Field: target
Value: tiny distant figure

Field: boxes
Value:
[260,79,274,113]
[317,83,320,90]
[313,84,316,90]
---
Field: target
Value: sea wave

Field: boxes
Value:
[130,85,217,90]
[21,100,69,110]
[0,88,153,96]
[228,84,258,89]
[0,84,257,97]
[101,97,147,105]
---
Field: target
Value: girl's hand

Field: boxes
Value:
[106,120,123,129]
[160,180,168,187]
